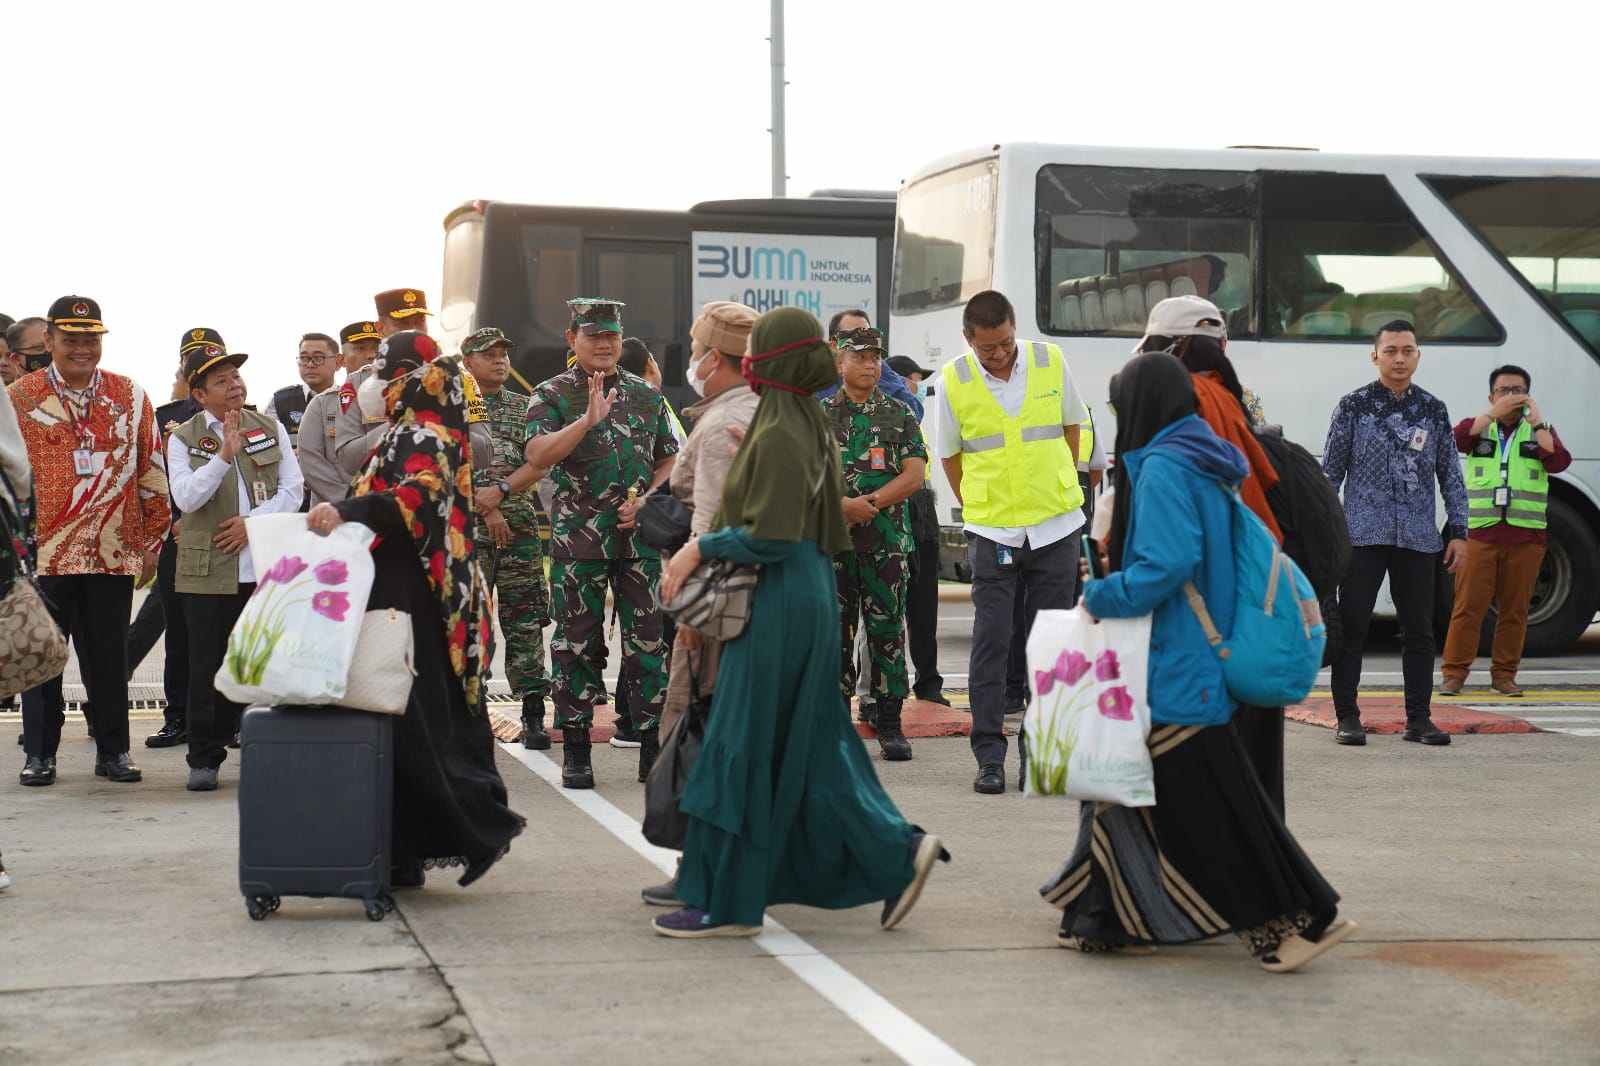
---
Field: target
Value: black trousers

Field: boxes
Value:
[1005,531,1085,705]
[907,535,943,698]
[22,574,134,759]
[1231,705,1286,815]
[182,585,254,770]
[1332,545,1436,723]
[125,537,189,726]
[968,531,1080,766]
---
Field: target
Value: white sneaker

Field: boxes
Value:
[0,867,12,891]
[609,735,642,749]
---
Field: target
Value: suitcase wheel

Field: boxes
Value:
[246,895,279,921]
[364,898,390,922]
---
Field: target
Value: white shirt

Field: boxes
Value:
[166,413,305,583]
[936,342,1090,550]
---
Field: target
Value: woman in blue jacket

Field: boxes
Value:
[1042,353,1353,973]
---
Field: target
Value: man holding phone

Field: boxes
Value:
[1439,365,1569,697]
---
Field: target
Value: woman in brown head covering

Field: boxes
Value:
[652,308,948,938]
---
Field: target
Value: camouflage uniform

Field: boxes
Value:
[475,385,549,702]
[826,386,928,702]
[528,365,678,731]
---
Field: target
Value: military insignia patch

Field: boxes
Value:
[191,328,206,342]
[338,382,356,412]
[199,436,220,453]
[403,291,417,305]
[73,301,91,318]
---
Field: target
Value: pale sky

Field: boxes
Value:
[5,0,1595,404]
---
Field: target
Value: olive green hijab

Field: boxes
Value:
[713,307,852,555]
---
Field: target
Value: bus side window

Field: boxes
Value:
[1262,173,1500,344]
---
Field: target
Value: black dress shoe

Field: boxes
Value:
[94,752,143,782]
[974,763,1005,794]
[145,722,187,748]
[915,690,952,708]
[1334,719,1367,746]
[20,755,55,786]
[1403,721,1452,746]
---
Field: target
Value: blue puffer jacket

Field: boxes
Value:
[1083,415,1246,726]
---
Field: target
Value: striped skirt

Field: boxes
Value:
[1041,723,1338,951]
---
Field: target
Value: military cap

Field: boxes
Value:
[690,301,757,357]
[461,326,513,355]
[179,327,226,356]
[374,288,432,320]
[340,321,382,345]
[374,330,440,381]
[183,343,248,388]
[835,326,886,353]
[567,297,625,335]
[48,294,108,334]
[887,355,931,379]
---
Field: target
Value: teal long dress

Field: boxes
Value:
[677,527,918,926]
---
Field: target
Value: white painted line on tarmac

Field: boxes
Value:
[499,743,974,1066]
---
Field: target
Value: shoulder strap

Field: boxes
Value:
[1183,582,1226,652]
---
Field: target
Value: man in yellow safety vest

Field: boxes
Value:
[937,290,1089,795]
[1439,364,1570,697]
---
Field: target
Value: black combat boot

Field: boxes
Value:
[875,699,913,762]
[562,727,594,789]
[637,728,660,783]
[521,696,551,750]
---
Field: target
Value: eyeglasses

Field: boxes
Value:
[297,355,331,367]
[1492,385,1528,397]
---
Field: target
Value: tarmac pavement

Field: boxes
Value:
[2,708,1597,1065]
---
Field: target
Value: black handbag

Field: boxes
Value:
[638,484,692,554]
[642,668,711,850]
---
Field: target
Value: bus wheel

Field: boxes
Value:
[1522,498,1599,657]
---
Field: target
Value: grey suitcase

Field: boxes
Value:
[238,706,395,922]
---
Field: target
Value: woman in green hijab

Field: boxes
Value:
[654,307,949,938]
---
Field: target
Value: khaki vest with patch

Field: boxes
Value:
[173,408,282,595]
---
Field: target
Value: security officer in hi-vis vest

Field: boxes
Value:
[936,290,1088,796]
[1439,364,1572,698]
[167,343,304,792]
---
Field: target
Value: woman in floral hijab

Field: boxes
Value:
[310,336,522,887]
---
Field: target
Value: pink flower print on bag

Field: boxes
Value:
[1097,686,1134,721]
[1094,649,1121,682]
[1035,649,1092,696]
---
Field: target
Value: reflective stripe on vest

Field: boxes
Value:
[1076,407,1096,469]
[1464,419,1548,530]
[942,341,1084,527]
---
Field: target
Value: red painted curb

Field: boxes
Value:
[1286,697,1537,735]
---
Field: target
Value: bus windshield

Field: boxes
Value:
[893,158,998,315]
[1426,176,1600,358]
[440,206,485,351]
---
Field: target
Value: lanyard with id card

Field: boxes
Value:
[47,367,98,477]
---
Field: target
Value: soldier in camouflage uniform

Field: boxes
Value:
[825,326,928,762]
[525,299,678,789]
[461,327,553,749]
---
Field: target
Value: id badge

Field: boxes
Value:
[995,545,1015,567]
[1409,427,1428,451]
[1494,486,1510,508]
[253,480,268,507]
[72,448,94,477]
[869,446,887,471]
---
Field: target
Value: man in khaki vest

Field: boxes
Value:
[167,343,304,792]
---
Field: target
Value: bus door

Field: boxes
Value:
[586,239,692,408]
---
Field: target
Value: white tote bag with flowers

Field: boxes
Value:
[1022,607,1155,806]
[214,513,376,707]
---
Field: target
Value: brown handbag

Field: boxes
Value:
[0,484,67,698]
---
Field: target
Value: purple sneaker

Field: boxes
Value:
[652,907,761,939]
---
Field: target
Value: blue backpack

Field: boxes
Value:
[1184,485,1327,708]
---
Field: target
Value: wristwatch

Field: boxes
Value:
[1535,422,1553,434]
[495,478,513,497]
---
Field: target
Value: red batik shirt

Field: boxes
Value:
[7,366,170,575]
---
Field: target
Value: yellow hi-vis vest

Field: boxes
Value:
[942,341,1083,527]
[1076,406,1096,470]
[1465,419,1548,530]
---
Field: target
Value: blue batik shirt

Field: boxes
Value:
[1321,380,1468,553]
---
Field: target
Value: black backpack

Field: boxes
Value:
[1253,428,1351,600]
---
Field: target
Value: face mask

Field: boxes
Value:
[687,349,716,398]
[915,381,929,400]
[356,372,389,420]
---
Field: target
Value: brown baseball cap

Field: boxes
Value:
[690,301,757,357]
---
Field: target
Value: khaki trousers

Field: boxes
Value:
[1441,539,1545,683]
[661,629,722,739]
